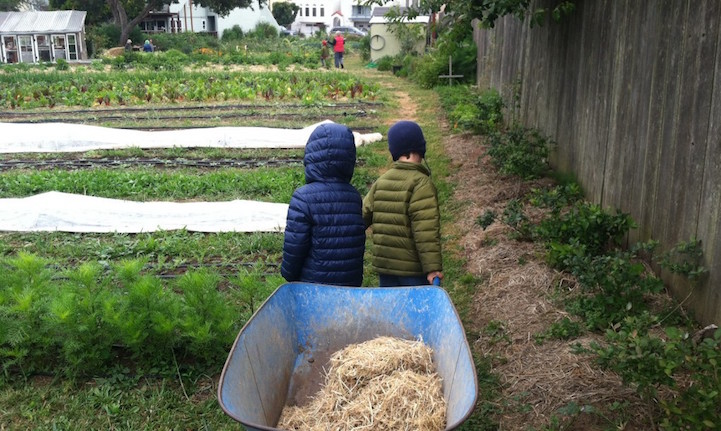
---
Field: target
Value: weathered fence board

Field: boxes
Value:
[474,0,721,324]
[692,0,721,323]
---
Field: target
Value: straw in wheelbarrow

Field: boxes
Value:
[277,336,446,431]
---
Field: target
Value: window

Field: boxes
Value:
[320,7,324,16]
[36,35,51,62]
[3,36,18,63]
[312,7,316,16]
[52,35,66,60]
[66,34,78,60]
[305,7,309,16]
[19,35,33,63]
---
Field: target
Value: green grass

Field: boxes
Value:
[0,167,302,201]
[0,230,284,268]
[0,375,239,430]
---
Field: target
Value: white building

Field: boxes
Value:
[284,0,414,36]
[140,0,281,38]
[368,6,429,61]
[0,10,87,64]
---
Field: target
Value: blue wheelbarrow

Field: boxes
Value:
[217,282,478,430]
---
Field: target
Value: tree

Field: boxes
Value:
[272,1,298,29]
[365,0,575,42]
[50,0,112,27]
[106,0,265,46]
[0,0,27,11]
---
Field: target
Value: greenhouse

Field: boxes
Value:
[0,10,87,64]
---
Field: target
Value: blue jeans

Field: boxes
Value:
[378,274,429,287]
[334,52,344,68]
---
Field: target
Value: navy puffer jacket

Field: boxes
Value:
[281,123,365,286]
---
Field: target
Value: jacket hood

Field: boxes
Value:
[304,123,356,183]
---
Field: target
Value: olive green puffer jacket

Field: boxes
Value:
[362,161,442,276]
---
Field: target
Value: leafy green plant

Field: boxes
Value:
[659,329,721,430]
[0,253,282,380]
[55,59,69,71]
[535,317,584,343]
[564,251,664,329]
[657,238,707,280]
[501,199,533,240]
[50,263,118,377]
[436,86,504,134]
[538,202,635,260]
[231,266,278,315]
[527,183,584,213]
[483,320,510,346]
[486,124,551,179]
[176,269,238,362]
[476,210,497,230]
[0,253,54,378]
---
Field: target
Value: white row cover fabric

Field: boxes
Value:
[0,192,288,233]
[0,121,383,153]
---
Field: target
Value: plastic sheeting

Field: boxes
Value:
[0,192,288,233]
[0,121,384,153]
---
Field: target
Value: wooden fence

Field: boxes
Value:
[474,0,721,325]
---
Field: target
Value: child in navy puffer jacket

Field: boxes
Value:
[281,123,365,286]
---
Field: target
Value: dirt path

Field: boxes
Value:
[349,58,648,429]
[350,60,639,428]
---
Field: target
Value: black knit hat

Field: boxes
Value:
[387,120,426,161]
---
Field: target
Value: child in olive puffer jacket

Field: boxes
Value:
[362,120,443,287]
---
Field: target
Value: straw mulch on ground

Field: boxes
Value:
[443,130,654,429]
[277,336,446,431]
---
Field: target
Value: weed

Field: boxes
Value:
[534,317,584,343]
[483,320,511,345]
[501,199,533,240]
[476,209,497,230]
[456,354,503,431]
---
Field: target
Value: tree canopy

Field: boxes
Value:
[272,1,299,29]
[0,0,31,11]
[50,0,112,26]
[366,0,575,41]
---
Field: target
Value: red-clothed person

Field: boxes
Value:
[332,32,345,69]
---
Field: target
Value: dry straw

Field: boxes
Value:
[277,336,447,431]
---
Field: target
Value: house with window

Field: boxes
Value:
[284,0,415,37]
[0,10,87,64]
[288,0,360,36]
[139,0,281,39]
[368,6,429,61]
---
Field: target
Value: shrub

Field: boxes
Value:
[410,53,446,88]
[486,124,551,179]
[222,25,245,41]
[55,58,69,70]
[375,55,395,72]
[251,22,279,39]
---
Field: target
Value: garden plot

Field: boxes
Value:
[0,120,380,232]
[0,121,382,153]
[0,191,288,233]
[0,102,383,132]
[0,66,383,277]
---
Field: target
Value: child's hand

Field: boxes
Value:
[427,271,443,285]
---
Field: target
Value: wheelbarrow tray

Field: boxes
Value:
[218,282,478,430]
